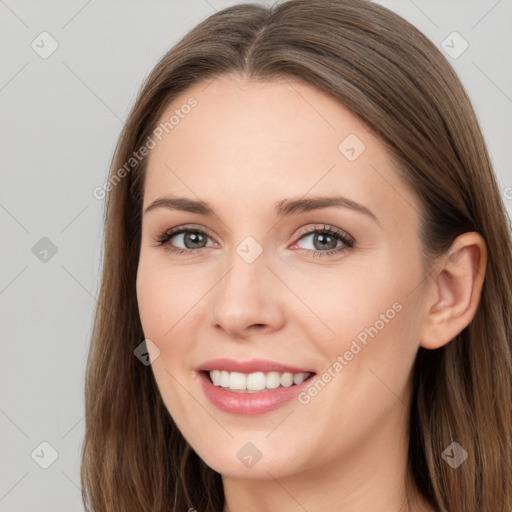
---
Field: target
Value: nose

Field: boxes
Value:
[210,251,285,339]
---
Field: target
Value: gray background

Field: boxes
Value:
[1,1,511,510]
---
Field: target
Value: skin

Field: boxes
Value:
[136,74,486,512]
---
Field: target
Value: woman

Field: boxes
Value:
[81,1,512,511]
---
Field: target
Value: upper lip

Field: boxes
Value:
[196,358,314,374]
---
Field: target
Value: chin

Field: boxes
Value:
[186,432,308,480]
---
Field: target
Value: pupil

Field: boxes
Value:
[314,233,336,250]
[185,232,205,249]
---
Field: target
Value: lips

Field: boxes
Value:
[196,358,314,374]
[195,358,316,416]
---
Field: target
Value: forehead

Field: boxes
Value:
[143,74,420,226]
[149,74,374,168]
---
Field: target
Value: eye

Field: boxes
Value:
[153,223,354,258]
[290,224,354,257]
[153,225,217,255]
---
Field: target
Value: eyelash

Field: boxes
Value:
[153,224,354,258]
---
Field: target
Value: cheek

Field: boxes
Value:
[136,257,200,342]
[136,269,167,342]
[291,273,422,455]
[292,265,408,342]
[301,255,424,389]
[136,260,202,424]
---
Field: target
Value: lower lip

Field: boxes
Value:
[198,371,315,416]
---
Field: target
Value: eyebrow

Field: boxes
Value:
[143,195,380,224]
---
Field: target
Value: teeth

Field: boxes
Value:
[219,370,229,387]
[208,370,312,392]
[247,372,266,391]
[293,373,307,385]
[266,371,281,389]
[229,371,246,390]
[281,372,294,387]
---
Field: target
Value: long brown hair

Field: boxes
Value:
[81,1,512,510]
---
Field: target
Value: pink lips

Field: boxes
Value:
[196,358,315,416]
[196,358,313,374]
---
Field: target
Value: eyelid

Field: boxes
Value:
[293,223,353,244]
[157,223,353,242]
[154,224,218,246]
[154,223,354,256]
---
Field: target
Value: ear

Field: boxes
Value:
[420,232,487,350]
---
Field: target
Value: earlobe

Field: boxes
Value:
[420,232,487,350]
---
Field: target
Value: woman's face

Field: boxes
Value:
[136,74,429,479]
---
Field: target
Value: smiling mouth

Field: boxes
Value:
[202,370,315,393]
